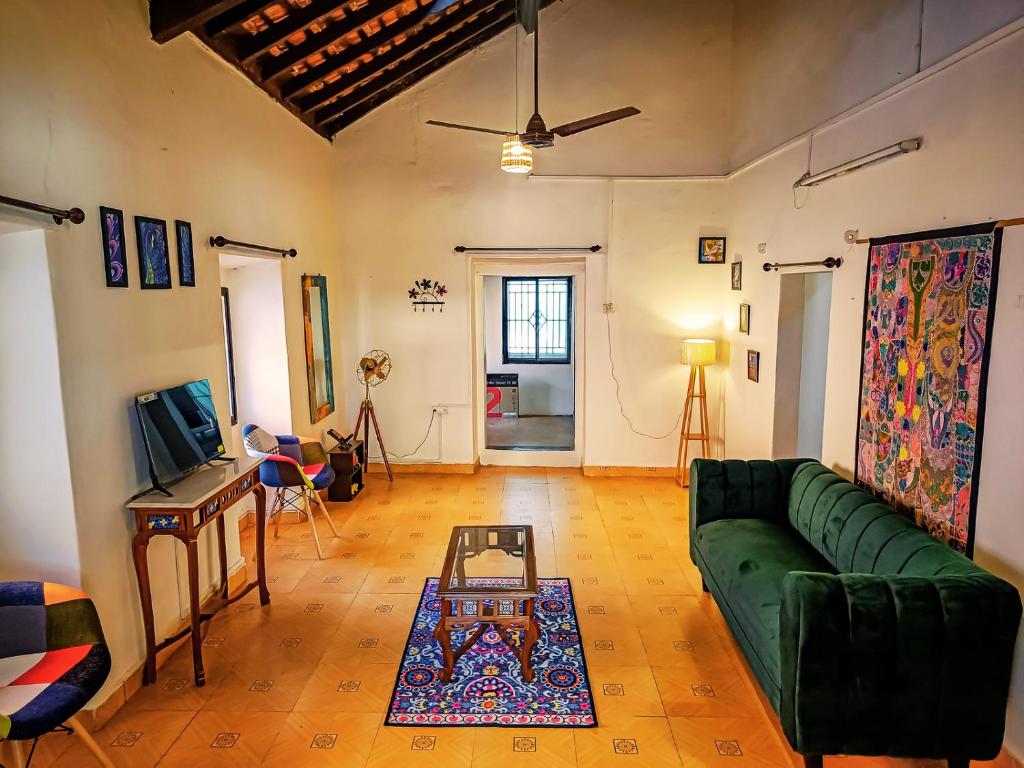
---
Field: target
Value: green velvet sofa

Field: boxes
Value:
[689,458,1021,768]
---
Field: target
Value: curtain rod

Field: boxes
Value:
[0,194,84,225]
[763,256,843,272]
[209,235,296,258]
[454,245,602,254]
[853,217,1024,244]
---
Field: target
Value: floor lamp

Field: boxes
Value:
[676,338,716,487]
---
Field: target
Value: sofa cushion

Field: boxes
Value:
[786,462,984,577]
[696,518,835,689]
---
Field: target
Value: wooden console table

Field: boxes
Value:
[127,455,268,687]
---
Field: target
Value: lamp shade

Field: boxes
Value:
[681,338,716,367]
[500,135,533,174]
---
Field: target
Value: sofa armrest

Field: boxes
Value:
[779,570,1022,760]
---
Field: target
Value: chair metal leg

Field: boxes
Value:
[303,488,325,559]
[312,491,340,537]
[68,715,115,768]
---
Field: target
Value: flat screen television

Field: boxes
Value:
[135,378,226,493]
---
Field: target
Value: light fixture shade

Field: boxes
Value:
[682,338,716,367]
[500,135,533,174]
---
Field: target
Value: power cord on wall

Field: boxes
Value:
[604,310,685,440]
[367,409,437,461]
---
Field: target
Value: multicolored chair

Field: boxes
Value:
[0,582,113,767]
[242,424,340,559]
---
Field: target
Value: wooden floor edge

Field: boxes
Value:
[582,465,677,477]
[83,563,250,731]
[366,460,479,475]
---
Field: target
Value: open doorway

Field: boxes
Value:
[218,253,291,448]
[772,271,833,459]
[473,261,584,467]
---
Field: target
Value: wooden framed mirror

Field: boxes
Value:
[301,274,335,423]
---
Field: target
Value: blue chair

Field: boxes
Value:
[242,425,339,559]
[0,582,113,767]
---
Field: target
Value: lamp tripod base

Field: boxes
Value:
[676,365,711,487]
[354,395,393,482]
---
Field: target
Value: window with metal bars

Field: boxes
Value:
[502,277,572,364]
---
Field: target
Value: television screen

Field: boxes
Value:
[136,379,225,488]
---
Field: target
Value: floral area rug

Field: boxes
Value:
[386,577,596,726]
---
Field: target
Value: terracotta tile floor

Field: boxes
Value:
[19,469,1007,767]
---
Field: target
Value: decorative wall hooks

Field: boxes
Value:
[409,278,447,312]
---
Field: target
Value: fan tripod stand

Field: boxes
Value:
[354,384,393,481]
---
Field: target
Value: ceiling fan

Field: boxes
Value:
[425,0,640,156]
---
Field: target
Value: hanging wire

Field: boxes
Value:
[604,311,685,440]
[514,0,520,131]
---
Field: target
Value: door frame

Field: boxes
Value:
[470,257,586,467]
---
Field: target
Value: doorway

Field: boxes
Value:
[772,271,833,459]
[473,260,585,467]
[218,253,292,448]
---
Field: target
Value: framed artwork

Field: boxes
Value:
[698,236,726,264]
[747,350,760,382]
[134,216,171,290]
[99,206,128,288]
[739,303,751,334]
[731,261,742,290]
[175,220,195,287]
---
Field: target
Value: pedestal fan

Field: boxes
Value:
[354,350,394,481]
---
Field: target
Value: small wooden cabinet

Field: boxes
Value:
[327,439,364,502]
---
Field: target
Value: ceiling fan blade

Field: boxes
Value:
[550,107,641,137]
[426,120,514,136]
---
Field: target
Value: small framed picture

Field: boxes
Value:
[175,220,196,287]
[747,350,760,382]
[99,206,128,288]
[134,216,171,290]
[739,303,751,334]
[731,261,742,290]
[698,236,726,264]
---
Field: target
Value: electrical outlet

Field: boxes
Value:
[602,303,616,314]
[433,406,449,415]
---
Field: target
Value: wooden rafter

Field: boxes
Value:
[278,1,437,97]
[152,0,559,138]
[260,0,403,81]
[150,0,251,43]
[298,0,504,115]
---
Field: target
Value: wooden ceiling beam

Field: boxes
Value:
[297,0,504,115]
[280,0,460,99]
[315,6,513,130]
[235,0,347,64]
[150,0,250,43]
[204,0,275,37]
[261,0,403,81]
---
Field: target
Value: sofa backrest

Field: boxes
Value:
[788,462,981,577]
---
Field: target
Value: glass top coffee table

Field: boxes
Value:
[434,525,540,682]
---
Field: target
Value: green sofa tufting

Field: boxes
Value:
[689,458,1021,768]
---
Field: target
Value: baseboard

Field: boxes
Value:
[365,461,479,475]
[582,465,678,477]
[83,562,250,731]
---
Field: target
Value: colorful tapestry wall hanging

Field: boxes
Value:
[856,222,1002,555]
[386,577,596,727]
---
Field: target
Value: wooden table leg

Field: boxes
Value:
[215,514,229,598]
[253,482,270,605]
[433,617,455,683]
[184,535,206,687]
[131,532,157,685]
[520,600,540,683]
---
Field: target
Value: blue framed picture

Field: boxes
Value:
[99,206,128,288]
[175,219,195,287]
[134,216,171,290]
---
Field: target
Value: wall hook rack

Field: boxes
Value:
[209,235,296,258]
[763,256,843,272]
[0,194,85,225]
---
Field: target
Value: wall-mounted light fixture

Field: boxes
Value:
[794,138,921,188]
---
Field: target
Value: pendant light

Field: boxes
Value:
[499,6,533,174]
[500,135,533,173]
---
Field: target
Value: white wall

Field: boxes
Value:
[0,0,346,703]
[483,275,574,416]
[0,229,80,586]
[333,0,734,467]
[796,272,832,459]
[725,23,1024,755]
